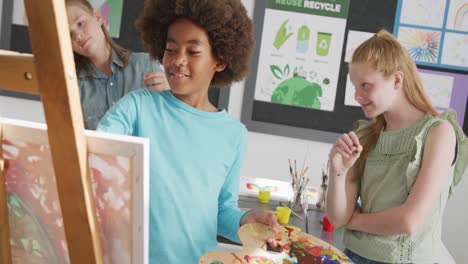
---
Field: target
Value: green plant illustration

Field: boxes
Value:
[273,19,294,49]
[270,65,323,109]
[270,64,290,80]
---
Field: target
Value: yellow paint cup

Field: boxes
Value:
[276,206,291,225]
[258,190,271,204]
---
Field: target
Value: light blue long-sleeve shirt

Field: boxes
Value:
[79,50,161,130]
[97,89,247,263]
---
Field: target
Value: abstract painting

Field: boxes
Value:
[0,118,149,264]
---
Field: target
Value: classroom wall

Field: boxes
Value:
[0,0,466,261]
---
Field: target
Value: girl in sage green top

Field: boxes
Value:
[326,30,467,263]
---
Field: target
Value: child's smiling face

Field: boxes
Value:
[162,19,226,97]
[349,61,400,118]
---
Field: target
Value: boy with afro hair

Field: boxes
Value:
[97,0,279,262]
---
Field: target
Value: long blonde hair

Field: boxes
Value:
[352,30,438,178]
[65,0,129,74]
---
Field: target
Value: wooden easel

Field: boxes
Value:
[0,0,103,263]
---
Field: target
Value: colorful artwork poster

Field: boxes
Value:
[418,68,468,127]
[399,0,446,28]
[441,32,468,68]
[394,0,468,72]
[89,0,124,38]
[254,0,349,112]
[2,139,133,264]
[398,27,441,64]
[446,0,468,32]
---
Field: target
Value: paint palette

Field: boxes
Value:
[199,223,352,264]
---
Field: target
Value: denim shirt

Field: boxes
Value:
[78,50,161,130]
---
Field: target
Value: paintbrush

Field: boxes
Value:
[294,159,298,186]
[300,166,309,179]
[298,148,309,180]
[288,159,294,187]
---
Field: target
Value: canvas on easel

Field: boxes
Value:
[0,118,149,264]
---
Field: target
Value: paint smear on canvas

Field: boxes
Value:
[2,139,132,264]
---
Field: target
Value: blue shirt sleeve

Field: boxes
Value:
[217,126,248,242]
[96,91,140,136]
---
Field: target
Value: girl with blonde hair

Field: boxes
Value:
[65,0,168,129]
[327,29,467,263]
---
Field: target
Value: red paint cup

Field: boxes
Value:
[322,215,335,232]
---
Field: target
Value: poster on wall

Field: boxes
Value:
[253,0,348,112]
[394,0,468,72]
[242,0,401,142]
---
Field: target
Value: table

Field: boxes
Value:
[217,195,345,251]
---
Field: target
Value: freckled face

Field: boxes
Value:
[349,62,398,118]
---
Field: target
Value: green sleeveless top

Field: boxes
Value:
[344,110,468,263]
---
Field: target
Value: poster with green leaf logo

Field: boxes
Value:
[254,0,349,111]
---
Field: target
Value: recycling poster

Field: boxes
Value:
[254,0,349,112]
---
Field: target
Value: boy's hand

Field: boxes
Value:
[144,71,169,91]
[240,208,281,248]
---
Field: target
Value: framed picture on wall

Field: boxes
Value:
[241,0,400,143]
[392,0,468,135]
[0,0,231,109]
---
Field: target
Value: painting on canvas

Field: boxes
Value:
[0,118,149,264]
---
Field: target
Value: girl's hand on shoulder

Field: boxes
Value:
[329,131,362,175]
[144,71,169,91]
[240,208,281,248]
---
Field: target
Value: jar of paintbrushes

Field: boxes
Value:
[288,158,309,215]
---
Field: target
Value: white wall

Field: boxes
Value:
[443,170,468,262]
[0,0,465,261]
[0,96,45,123]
